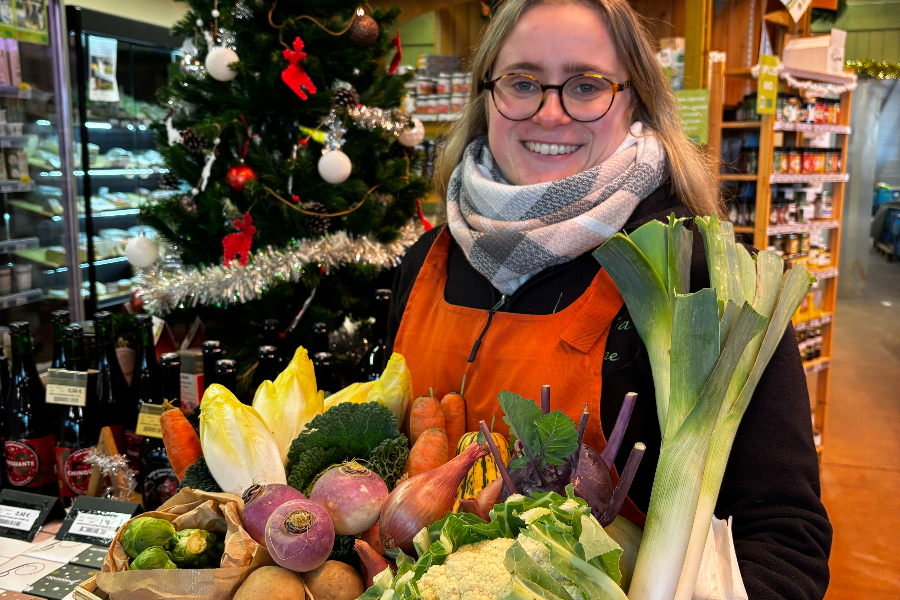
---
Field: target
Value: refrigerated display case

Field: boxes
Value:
[0,0,81,363]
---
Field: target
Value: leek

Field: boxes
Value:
[593,215,813,600]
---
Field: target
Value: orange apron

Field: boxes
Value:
[394,227,645,527]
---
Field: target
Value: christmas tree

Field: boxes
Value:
[140,0,430,384]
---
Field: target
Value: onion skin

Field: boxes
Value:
[310,461,388,536]
[265,499,335,573]
[242,483,306,547]
[379,442,488,553]
[354,539,395,588]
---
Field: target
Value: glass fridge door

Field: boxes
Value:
[1,0,80,364]
[66,7,179,317]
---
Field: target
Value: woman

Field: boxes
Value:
[387,0,831,598]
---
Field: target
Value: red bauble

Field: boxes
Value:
[225,162,257,193]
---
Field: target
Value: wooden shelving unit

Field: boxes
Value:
[708,61,853,463]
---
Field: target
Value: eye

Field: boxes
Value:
[513,80,537,92]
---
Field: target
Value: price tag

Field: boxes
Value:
[56,496,139,546]
[0,489,59,542]
[0,504,40,531]
[757,55,779,115]
[45,368,88,407]
[134,403,165,438]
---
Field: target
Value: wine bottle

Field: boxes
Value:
[50,310,70,370]
[250,345,279,392]
[93,312,127,453]
[356,289,391,381]
[55,325,98,506]
[215,359,238,396]
[4,322,57,496]
[161,353,181,406]
[311,322,342,393]
[132,316,176,510]
[202,340,223,391]
[0,347,9,489]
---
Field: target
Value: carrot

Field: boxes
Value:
[403,428,449,477]
[440,377,467,458]
[408,392,446,445]
[160,399,203,480]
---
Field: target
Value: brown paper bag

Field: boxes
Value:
[97,488,273,600]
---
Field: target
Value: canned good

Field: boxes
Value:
[773,150,783,173]
[800,232,811,254]
[813,149,826,174]
[786,233,799,256]
[435,73,451,94]
[451,72,468,93]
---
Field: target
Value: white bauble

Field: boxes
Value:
[125,236,159,268]
[205,47,239,82]
[317,149,352,184]
[398,119,425,147]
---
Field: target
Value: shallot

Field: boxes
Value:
[379,441,488,553]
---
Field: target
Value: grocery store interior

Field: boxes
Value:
[0,0,896,598]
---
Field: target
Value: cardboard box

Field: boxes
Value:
[782,30,846,76]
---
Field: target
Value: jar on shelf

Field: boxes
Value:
[815,99,828,124]
[805,99,817,124]
[451,72,468,93]
[783,97,801,122]
[450,93,466,113]
[416,77,435,96]
[833,102,841,124]
[773,149,784,173]
[808,246,820,265]
[742,147,758,174]
[435,94,451,115]
[797,329,808,359]
[435,72,451,95]
[831,149,842,173]
[771,234,786,255]
[801,148,816,174]
[788,148,803,173]
[800,232,811,254]
[815,191,833,219]
[786,233,800,255]
[770,194,781,225]
[818,245,831,266]
[786,195,798,224]
[776,94,788,121]
[813,148,827,174]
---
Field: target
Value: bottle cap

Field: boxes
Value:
[258,345,277,358]
[134,314,152,326]
[161,352,181,367]
[51,310,70,324]
[9,321,30,334]
[63,324,83,340]
[93,311,112,324]
[216,359,237,374]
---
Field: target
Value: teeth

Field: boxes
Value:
[525,142,580,156]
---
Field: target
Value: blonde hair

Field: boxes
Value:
[433,0,721,217]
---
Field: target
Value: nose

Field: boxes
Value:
[532,89,572,128]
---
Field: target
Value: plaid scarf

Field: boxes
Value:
[446,122,668,295]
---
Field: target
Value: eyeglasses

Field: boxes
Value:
[483,73,630,122]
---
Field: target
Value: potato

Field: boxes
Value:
[234,566,306,600]
[301,560,364,600]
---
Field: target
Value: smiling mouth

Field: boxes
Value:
[524,141,582,156]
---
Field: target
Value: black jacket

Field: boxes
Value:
[386,183,832,600]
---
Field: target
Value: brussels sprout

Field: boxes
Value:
[170,529,220,568]
[130,546,178,570]
[122,517,176,559]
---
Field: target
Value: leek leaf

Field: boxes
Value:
[736,244,756,307]
[667,289,720,441]
[593,232,673,431]
[628,219,669,293]
[697,215,744,315]
[667,215,693,296]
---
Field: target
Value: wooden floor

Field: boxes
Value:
[821,250,900,599]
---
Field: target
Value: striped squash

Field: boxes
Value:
[453,430,510,511]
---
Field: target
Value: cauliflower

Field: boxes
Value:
[417,536,585,600]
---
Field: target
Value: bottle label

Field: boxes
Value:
[135,404,164,439]
[45,368,88,407]
[143,466,178,510]
[56,446,93,497]
[5,436,56,488]
[124,430,142,473]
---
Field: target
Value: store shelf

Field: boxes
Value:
[416,113,461,122]
[770,173,849,184]
[0,237,39,253]
[0,181,33,193]
[734,225,754,233]
[773,122,851,135]
[0,85,32,99]
[721,121,762,129]
[794,312,834,331]
[719,174,758,181]
[767,219,840,235]
[0,289,43,310]
[37,168,169,178]
[808,266,838,280]
[42,255,130,273]
[97,291,132,309]
[724,68,755,79]
[782,67,857,86]
[0,136,29,148]
[803,356,830,375]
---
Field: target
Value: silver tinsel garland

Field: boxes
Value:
[140,222,424,314]
[347,104,413,137]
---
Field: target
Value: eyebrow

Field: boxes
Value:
[496,60,616,80]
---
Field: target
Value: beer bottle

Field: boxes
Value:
[202,340,223,391]
[55,325,98,506]
[93,312,127,452]
[0,347,10,489]
[250,345,279,398]
[356,289,391,381]
[312,322,342,393]
[215,359,237,395]
[4,322,57,496]
[128,314,160,489]
[140,353,179,511]
[50,310,70,370]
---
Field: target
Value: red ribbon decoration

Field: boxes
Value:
[415,198,432,231]
[388,29,402,75]
[281,37,317,100]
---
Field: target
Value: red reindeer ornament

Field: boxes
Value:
[281,37,317,100]
[222,212,256,267]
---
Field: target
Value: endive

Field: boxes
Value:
[365,353,414,427]
[200,384,286,495]
[592,215,813,600]
[252,346,323,464]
